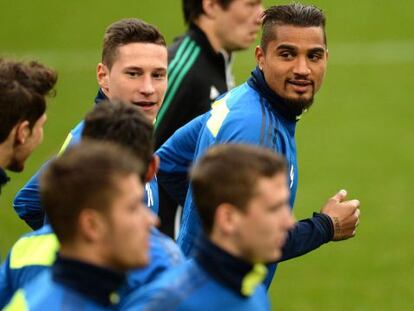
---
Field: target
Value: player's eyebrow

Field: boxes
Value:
[276,44,297,51]
[123,66,167,71]
[308,47,326,54]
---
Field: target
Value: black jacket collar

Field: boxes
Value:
[195,235,267,297]
[248,66,303,122]
[52,254,125,307]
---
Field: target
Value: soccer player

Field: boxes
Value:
[0,59,57,194]
[156,3,361,287]
[4,141,157,310]
[120,145,295,310]
[0,102,184,308]
[13,18,168,229]
[155,0,264,238]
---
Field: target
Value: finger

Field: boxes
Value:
[341,199,360,214]
[331,189,347,203]
[354,208,360,227]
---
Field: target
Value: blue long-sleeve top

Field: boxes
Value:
[156,67,333,288]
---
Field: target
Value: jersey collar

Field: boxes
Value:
[52,254,125,307]
[195,235,267,297]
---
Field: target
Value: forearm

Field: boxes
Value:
[278,212,333,262]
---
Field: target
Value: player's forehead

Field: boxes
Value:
[270,24,326,50]
[112,42,168,70]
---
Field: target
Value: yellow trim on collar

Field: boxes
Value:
[241,263,268,296]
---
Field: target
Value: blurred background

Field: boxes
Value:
[1,0,413,310]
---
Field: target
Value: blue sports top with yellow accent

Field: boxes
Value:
[157,67,333,288]
[119,235,269,311]
[13,90,159,230]
[3,254,125,311]
[0,224,184,309]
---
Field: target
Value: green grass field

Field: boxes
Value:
[1,1,413,309]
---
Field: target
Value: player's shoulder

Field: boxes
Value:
[204,84,264,143]
[149,228,184,266]
[9,225,58,271]
[121,260,208,311]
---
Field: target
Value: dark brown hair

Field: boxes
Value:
[82,101,154,181]
[183,0,234,24]
[40,141,143,243]
[102,18,166,69]
[190,144,287,234]
[261,3,327,51]
[0,59,57,143]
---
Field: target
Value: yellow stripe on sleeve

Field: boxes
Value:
[10,234,59,269]
[206,95,230,138]
[57,132,73,156]
[3,290,29,311]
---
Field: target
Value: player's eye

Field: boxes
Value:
[126,71,140,77]
[308,53,322,62]
[279,51,295,60]
[152,72,166,80]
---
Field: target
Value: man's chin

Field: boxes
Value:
[137,108,158,122]
[6,161,24,172]
[285,95,314,112]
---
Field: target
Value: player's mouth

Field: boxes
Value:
[132,101,158,110]
[286,79,313,93]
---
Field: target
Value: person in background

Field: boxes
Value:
[155,0,264,238]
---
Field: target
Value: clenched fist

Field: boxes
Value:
[321,189,360,241]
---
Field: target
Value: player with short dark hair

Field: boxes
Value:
[83,101,155,182]
[156,3,361,288]
[14,18,168,229]
[0,58,57,193]
[4,141,157,310]
[120,144,295,310]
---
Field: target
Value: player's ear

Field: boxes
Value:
[144,155,159,183]
[203,0,220,19]
[214,203,241,235]
[14,121,31,145]
[255,45,265,70]
[97,63,109,92]
[78,208,107,243]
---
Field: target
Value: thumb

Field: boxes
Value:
[331,189,347,203]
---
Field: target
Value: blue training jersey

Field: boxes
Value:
[0,225,184,309]
[157,71,333,288]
